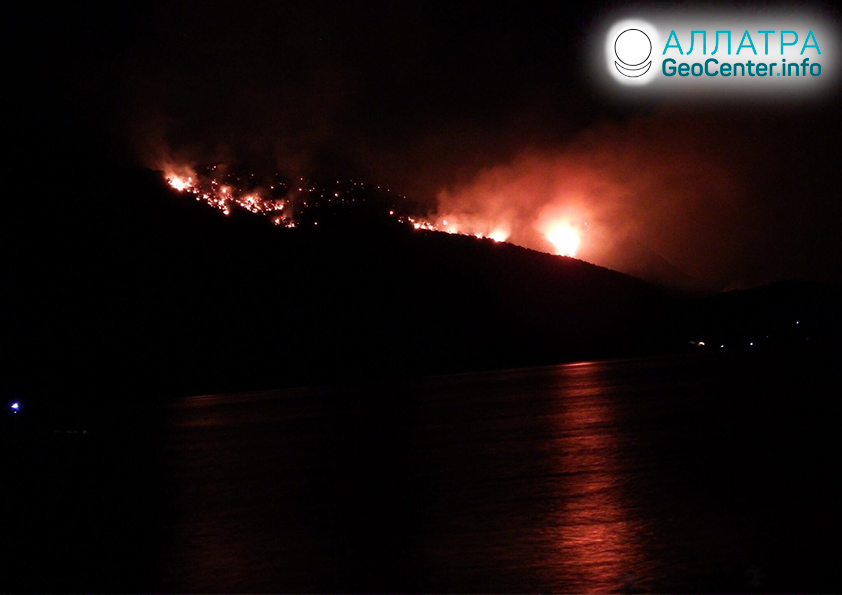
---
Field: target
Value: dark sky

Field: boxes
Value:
[13,0,842,290]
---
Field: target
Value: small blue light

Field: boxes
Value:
[11,402,20,412]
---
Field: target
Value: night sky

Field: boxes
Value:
[12,0,842,290]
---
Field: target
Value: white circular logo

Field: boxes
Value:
[614,29,652,77]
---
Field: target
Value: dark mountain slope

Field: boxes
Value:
[4,167,671,403]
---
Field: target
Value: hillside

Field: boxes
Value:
[5,166,840,417]
[3,167,674,402]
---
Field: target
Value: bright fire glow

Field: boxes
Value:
[167,175,193,191]
[489,226,510,242]
[545,223,580,257]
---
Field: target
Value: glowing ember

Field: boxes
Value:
[545,223,580,257]
[164,165,291,217]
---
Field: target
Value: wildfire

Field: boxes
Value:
[167,175,193,192]
[545,222,581,257]
[161,163,585,259]
[488,226,510,243]
[165,164,290,221]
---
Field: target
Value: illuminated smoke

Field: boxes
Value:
[428,112,746,288]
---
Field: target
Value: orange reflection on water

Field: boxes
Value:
[544,362,654,593]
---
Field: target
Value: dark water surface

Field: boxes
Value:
[4,351,841,592]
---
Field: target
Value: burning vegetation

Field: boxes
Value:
[163,163,582,257]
